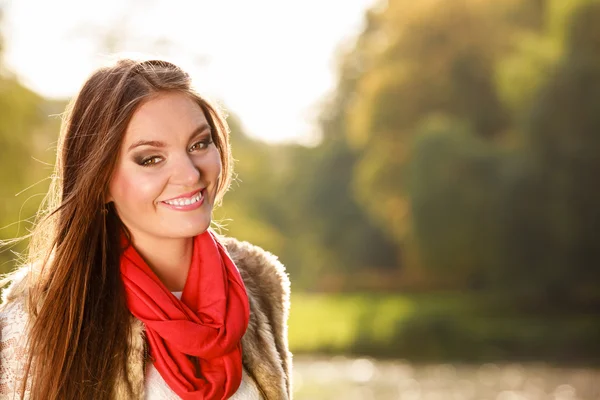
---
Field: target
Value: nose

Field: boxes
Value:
[171,153,200,187]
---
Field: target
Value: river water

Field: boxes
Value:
[292,356,600,400]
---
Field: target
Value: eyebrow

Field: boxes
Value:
[127,123,211,152]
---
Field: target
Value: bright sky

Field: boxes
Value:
[3,0,378,145]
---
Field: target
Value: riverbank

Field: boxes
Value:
[292,356,600,400]
[288,293,600,365]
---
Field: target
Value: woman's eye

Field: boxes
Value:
[141,156,162,166]
[189,139,213,152]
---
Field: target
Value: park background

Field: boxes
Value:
[1,0,599,398]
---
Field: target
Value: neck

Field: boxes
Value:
[130,234,194,292]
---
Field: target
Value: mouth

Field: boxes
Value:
[160,189,205,210]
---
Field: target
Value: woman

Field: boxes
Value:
[0,59,292,399]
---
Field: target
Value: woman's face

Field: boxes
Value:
[108,91,222,243]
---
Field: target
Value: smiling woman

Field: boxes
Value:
[0,59,292,400]
[109,93,224,290]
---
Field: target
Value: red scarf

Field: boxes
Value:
[120,231,250,399]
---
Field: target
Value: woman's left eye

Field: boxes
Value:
[189,139,213,152]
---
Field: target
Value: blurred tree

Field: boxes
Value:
[344,0,512,246]
[407,116,502,288]
[0,76,59,273]
[513,1,600,309]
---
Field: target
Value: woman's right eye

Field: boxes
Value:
[140,156,162,167]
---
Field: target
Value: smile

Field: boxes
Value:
[160,189,205,210]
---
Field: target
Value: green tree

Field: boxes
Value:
[344,0,512,246]
[0,82,60,272]
[511,1,600,308]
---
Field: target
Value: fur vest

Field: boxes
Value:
[0,237,292,399]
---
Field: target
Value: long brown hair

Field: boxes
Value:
[21,59,233,399]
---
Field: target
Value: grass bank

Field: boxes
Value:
[288,292,600,365]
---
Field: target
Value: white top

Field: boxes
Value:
[144,291,262,399]
[145,363,261,399]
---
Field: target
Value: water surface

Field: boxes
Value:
[293,356,600,400]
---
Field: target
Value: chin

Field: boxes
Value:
[173,216,212,238]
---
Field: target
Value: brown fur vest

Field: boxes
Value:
[0,237,292,399]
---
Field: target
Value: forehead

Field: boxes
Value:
[123,92,208,143]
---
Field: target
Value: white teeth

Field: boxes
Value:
[164,191,203,206]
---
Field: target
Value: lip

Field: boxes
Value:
[162,188,203,202]
[159,188,206,211]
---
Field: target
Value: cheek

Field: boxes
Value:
[109,169,132,205]
[110,165,165,210]
[195,149,222,182]
[207,151,223,186]
[214,153,223,179]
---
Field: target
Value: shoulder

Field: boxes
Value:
[0,267,30,331]
[0,285,30,351]
[0,267,33,397]
[1,265,33,305]
[0,265,38,327]
[0,265,34,355]
[219,236,291,311]
[216,235,294,397]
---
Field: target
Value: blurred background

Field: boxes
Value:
[1,0,600,399]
